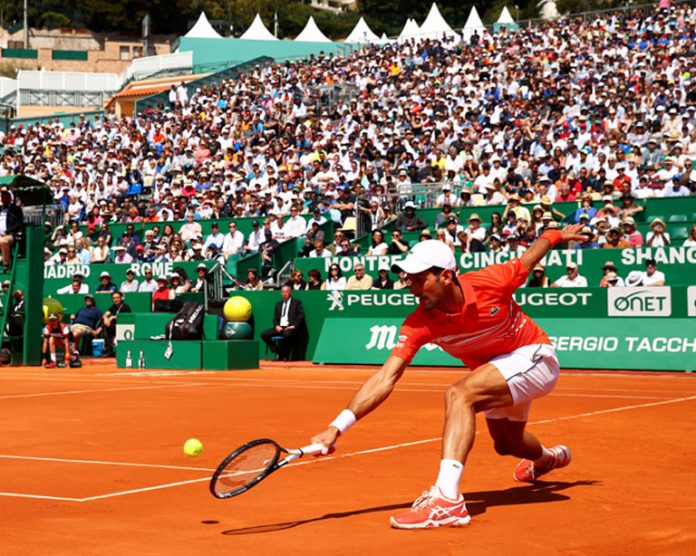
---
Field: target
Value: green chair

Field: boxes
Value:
[671,226,688,240]
[668,214,687,223]
[649,215,664,223]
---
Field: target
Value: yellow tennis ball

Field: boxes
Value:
[183,438,203,457]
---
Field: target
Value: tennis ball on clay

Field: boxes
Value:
[183,438,203,457]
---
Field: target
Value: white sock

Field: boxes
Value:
[50,353,57,362]
[435,459,463,499]
[535,446,555,469]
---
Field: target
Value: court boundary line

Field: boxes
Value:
[0,382,212,400]
[2,393,695,503]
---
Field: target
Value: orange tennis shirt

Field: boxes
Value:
[391,259,551,370]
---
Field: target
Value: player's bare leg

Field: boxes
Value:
[391,364,513,529]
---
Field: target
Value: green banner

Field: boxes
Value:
[312,317,696,371]
[293,246,696,286]
[232,287,696,362]
[43,260,214,295]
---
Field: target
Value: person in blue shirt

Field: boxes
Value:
[69,294,103,352]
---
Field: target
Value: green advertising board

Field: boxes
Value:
[293,246,696,287]
[232,286,696,364]
[312,317,696,371]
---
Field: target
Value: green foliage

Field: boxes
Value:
[0,62,19,80]
[40,11,72,29]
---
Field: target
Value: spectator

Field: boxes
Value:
[457,230,486,253]
[0,190,23,272]
[203,222,224,253]
[625,271,644,287]
[603,226,631,249]
[599,261,621,287]
[222,221,245,259]
[527,264,550,288]
[642,258,666,287]
[112,245,133,264]
[604,272,625,287]
[69,294,103,353]
[622,217,644,247]
[119,268,139,293]
[95,271,117,294]
[289,269,306,291]
[138,268,158,292]
[179,211,203,243]
[552,263,588,288]
[260,284,305,361]
[323,264,346,291]
[393,270,410,290]
[170,272,190,296]
[387,229,409,255]
[242,268,264,291]
[346,263,373,290]
[395,202,427,233]
[305,269,323,290]
[152,275,172,311]
[464,214,486,242]
[91,236,110,263]
[373,263,394,290]
[101,291,131,357]
[190,264,210,293]
[574,227,599,250]
[646,218,671,247]
[684,225,696,247]
[57,272,89,295]
[367,229,388,257]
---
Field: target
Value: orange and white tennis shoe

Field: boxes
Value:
[514,445,571,483]
[390,485,471,529]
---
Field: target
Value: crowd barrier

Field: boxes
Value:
[235,286,696,371]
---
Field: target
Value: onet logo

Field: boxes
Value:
[607,287,671,317]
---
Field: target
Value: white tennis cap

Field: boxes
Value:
[391,240,456,275]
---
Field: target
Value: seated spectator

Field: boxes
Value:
[190,264,210,293]
[603,226,631,248]
[395,202,427,233]
[138,268,158,292]
[618,194,644,220]
[574,226,599,250]
[503,233,526,256]
[305,269,323,290]
[457,230,486,253]
[625,271,644,287]
[646,218,671,247]
[373,264,394,290]
[91,236,110,263]
[179,211,202,243]
[112,245,133,264]
[367,229,388,256]
[242,268,264,291]
[599,261,621,287]
[70,294,103,353]
[387,230,409,255]
[604,271,625,287]
[96,271,117,294]
[393,270,410,290]
[622,217,644,247]
[552,263,588,288]
[170,272,190,296]
[260,284,305,361]
[527,264,550,288]
[152,276,173,311]
[101,292,131,357]
[203,222,224,253]
[289,269,306,291]
[573,195,597,223]
[309,236,331,258]
[684,225,696,247]
[642,258,665,286]
[464,214,486,242]
[57,272,89,295]
[323,264,346,291]
[120,268,139,293]
[346,263,373,290]
[222,221,245,259]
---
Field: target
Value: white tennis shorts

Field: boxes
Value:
[484,343,560,422]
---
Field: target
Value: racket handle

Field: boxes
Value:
[298,442,327,456]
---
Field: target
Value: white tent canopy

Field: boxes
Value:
[295,16,332,42]
[240,14,278,40]
[185,12,223,39]
[345,17,379,44]
[497,6,515,24]
[461,6,485,42]
[419,3,459,41]
[398,18,421,42]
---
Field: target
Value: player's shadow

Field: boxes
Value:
[219,480,598,535]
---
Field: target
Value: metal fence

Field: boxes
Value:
[23,204,64,228]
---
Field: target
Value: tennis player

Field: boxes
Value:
[311,224,584,529]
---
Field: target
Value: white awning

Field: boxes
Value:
[240,14,278,41]
[185,12,223,39]
[418,3,459,41]
[295,17,332,42]
[345,17,379,44]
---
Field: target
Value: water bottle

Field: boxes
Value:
[138,349,145,369]
[125,349,132,369]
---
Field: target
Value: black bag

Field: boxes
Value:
[165,302,205,340]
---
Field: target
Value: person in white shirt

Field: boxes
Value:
[203,222,225,252]
[137,268,158,293]
[305,208,327,233]
[646,219,671,247]
[552,263,588,288]
[244,221,264,253]
[222,221,245,258]
[309,238,331,258]
[641,259,666,287]
[284,206,307,238]
[464,213,487,242]
[119,268,139,293]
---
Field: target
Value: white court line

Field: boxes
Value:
[0,492,82,502]
[0,454,216,473]
[0,382,211,400]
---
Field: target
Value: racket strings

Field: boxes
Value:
[214,443,280,495]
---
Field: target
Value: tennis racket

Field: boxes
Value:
[210,438,325,499]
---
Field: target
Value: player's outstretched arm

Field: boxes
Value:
[520,224,585,272]
[311,355,408,450]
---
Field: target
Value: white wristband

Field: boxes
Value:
[329,409,357,434]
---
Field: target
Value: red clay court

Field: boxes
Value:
[1,361,695,555]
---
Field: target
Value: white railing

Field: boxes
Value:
[17,70,121,92]
[119,51,193,84]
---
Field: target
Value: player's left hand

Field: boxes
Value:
[560,223,586,242]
